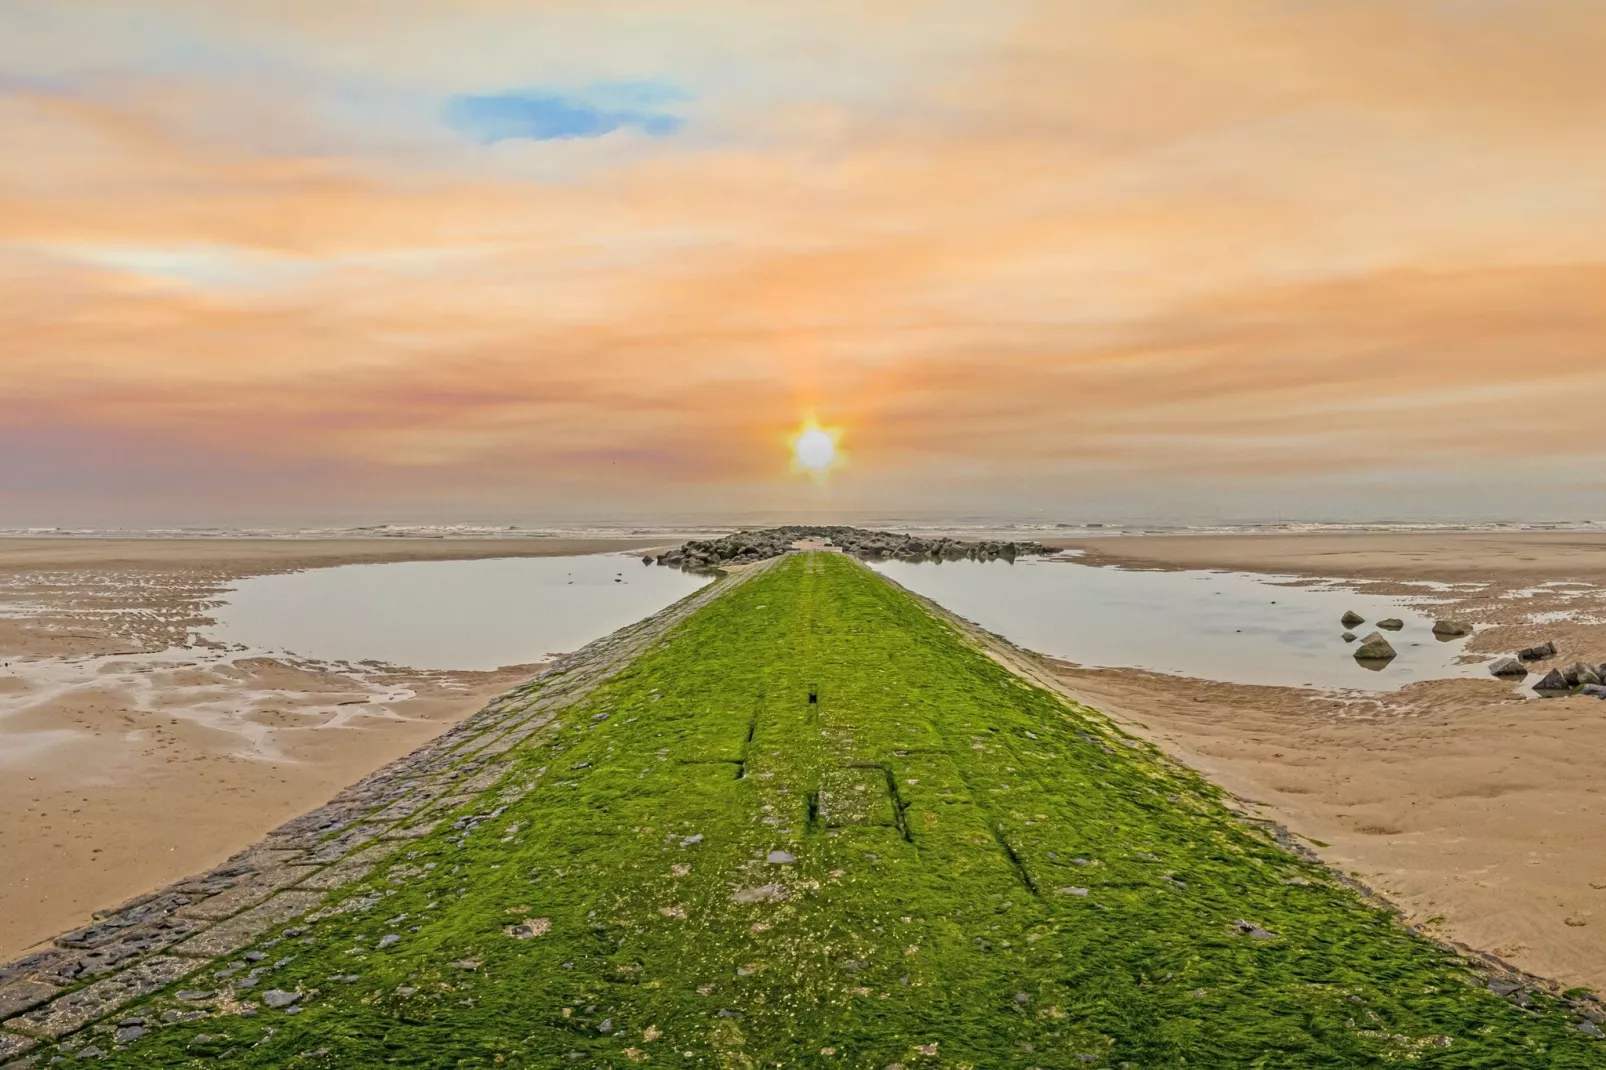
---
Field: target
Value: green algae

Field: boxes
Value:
[64,553,1606,1067]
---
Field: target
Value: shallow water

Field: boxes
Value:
[869,556,1475,691]
[204,554,710,670]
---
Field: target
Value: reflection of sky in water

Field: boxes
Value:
[204,555,709,671]
[870,558,1476,691]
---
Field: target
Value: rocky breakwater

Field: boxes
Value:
[646,525,1058,572]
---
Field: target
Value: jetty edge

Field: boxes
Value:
[1,553,1601,1067]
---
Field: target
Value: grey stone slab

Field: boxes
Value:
[478,722,545,758]
[8,956,195,1039]
[0,981,59,1020]
[0,1032,37,1061]
[422,793,479,818]
[370,782,451,823]
[171,892,325,959]
[451,730,504,757]
[304,825,384,864]
[221,847,306,871]
[296,842,401,891]
[456,761,515,795]
[176,866,322,921]
[382,820,438,841]
[34,918,208,986]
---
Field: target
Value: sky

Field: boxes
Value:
[3,0,1605,527]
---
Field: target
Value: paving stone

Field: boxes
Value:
[30,919,208,986]
[172,893,326,959]
[8,957,196,1039]
[220,848,307,872]
[176,867,323,921]
[304,825,385,864]
[0,982,59,1020]
[295,842,401,891]
[0,1033,36,1061]
[369,784,449,823]
[478,721,548,758]
[456,761,515,795]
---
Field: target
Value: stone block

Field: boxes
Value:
[9,957,195,1039]
[0,982,59,1020]
[296,842,401,891]
[171,892,325,959]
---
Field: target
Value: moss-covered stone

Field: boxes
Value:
[51,554,1606,1067]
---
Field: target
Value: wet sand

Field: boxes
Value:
[0,537,662,959]
[1041,531,1606,992]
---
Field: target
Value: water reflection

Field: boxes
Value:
[869,557,1473,691]
[204,555,710,671]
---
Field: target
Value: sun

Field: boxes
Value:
[787,417,845,480]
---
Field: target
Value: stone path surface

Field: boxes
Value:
[0,567,758,1065]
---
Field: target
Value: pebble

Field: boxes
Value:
[680,834,704,847]
[378,934,401,949]
[767,851,796,864]
[114,1025,145,1044]
[261,989,301,1009]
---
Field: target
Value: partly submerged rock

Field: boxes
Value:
[1581,684,1606,699]
[1518,640,1558,662]
[1376,618,1405,631]
[1533,668,1570,693]
[1563,662,1602,688]
[1341,632,1358,643]
[1432,620,1472,637]
[1352,632,1397,662]
[1341,611,1366,628]
[1488,657,1528,678]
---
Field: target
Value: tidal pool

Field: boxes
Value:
[869,556,1475,691]
[204,554,709,671]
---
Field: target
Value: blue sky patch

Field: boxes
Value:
[446,82,689,144]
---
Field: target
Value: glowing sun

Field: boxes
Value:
[788,417,844,479]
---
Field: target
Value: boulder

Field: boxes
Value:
[1581,684,1606,699]
[1376,618,1405,631]
[1352,632,1397,662]
[1341,632,1358,643]
[1533,668,1570,692]
[1518,640,1557,662]
[1432,620,1472,637]
[1341,611,1365,628]
[1488,657,1528,678]
[1563,662,1603,688]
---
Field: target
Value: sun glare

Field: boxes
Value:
[788,417,844,479]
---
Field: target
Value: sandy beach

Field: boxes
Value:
[7,530,1606,998]
[1042,531,1606,991]
[0,537,662,960]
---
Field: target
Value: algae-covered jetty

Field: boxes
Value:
[2,554,1602,1067]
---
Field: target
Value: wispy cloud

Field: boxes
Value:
[445,82,688,144]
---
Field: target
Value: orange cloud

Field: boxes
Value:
[3,1,1606,522]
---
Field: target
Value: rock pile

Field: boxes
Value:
[1486,640,1606,697]
[648,527,1059,571]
